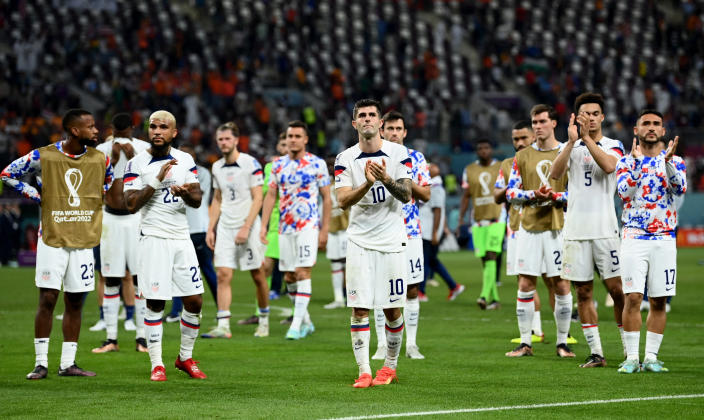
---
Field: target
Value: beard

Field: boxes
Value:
[639,134,665,145]
[79,136,98,147]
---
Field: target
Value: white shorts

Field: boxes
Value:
[326,230,348,260]
[137,236,204,300]
[515,227,563,278]
[35,237,95,293]
[214,218,264,271]
[279,229,318,272]
[621,238,677,297]
[405,237,424,285]
[562,237,621,281]
[506,231,518,276]
[345,240,407,310]
[100,211,140,277]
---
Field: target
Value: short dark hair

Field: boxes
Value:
[638,109,663,121]
[353,98,383,119]
[62,109,92,132]
[476,138,493,147]
[287,120,309,136]
[278,131,287,140]
[382,110,405,127]
[574,92,605,113]
[530,104,558,121]
[111,113,132,131]
[512,120,532,131]
[217,121,239,137]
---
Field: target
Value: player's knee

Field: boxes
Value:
[649,297,667,312]
[38,289,59,311]
[352,308,369,319]
[624,293,643,309]
[105,276,122,287]
[64,292,85,310]
[406,284,419,299]
[146,299,166,312]
[295,269,311,281]
[575,284,592,302]
[216,269,231,283]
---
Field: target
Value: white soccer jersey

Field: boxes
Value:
[96,137,150,179]
[123,147,199,240]
[563,136,625,240]
[334,140,411,252]
[212,153,264,229]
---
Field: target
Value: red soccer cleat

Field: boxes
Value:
[372,366,398,386]
[353,373,373,388]
[175,357,207,379]
[150,366,166,381]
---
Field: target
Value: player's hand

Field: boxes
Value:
[121,142,135,159]
[206,230,216,250]
[664,136,679,162]
[630,138,642,159]
[170,184,189,197]
[235,225,249,245]
[431,234,439,246]
[318,229,328,250]
[576,113,591,141]
[259,227,269,245]
[567,113,579,143]
[364,161,376,185]
[534,184,553,200]
[157,159,178,181]
[111,142,122,164]
[368,159,389,183]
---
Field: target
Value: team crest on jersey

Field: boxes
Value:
[227,172,235,182]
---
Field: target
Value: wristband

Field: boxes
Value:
[148,177,161,190]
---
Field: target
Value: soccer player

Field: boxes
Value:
[505,104,574,358]
[2,109,112,379]
[204,121,270,338]
[92,113,150,353]
[615,109,686,373]
[124,110,206,381]
[371,110,430,360]
[335,98,411,388]
[260,121,331,339]
[550,93,627,367]
[323,157,349,310]
[459,139,505,310]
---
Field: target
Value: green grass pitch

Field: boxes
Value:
[1,249,703,419]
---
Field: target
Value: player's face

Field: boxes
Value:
[276,138,288,155]
[148,118,177,151]
[286,127,308,154]
[634,113,666,145]
[76,115,99,147]
[476,142,492,160]
[352,106,382,139]
[511,128,534,151]
[531,112,556,142]
[216,129,238,155]
[381,118,406,145]
[578,103,604,133]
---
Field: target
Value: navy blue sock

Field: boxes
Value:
[99,306,104,320]
[125,305,135,321]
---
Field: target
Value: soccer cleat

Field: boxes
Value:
[124,319,136,331]
[26,365,48,380]
[556,343,576,358]
[506,343,533,357]
[269,290,280,300]
[371,345,386,360]
[301,322,315,337]
[511,333,545,344]
[150,366,167,381]
[477,297,487,310]
[175,357,207,379]
[91,340,119,353]
[254,323,269,337]
[580,354,607,368]
[164,314,180,323]
[135,338,148,352]
[487,301,501,310]
[88,319,106,331]
[58,364,96,377]
[617,359,641,374]
[406,345,425,359]
[238,315,259,325]
[353,373,373,388]
[448,284,466,301]
[642,359,669,373]
[372,367,398,386]
[567,334,578,344]
[280,315,293,325]
[285,328,302,340]
[324,300,345,309]
[55,313,64,320]
[417,292,428,302]
[201,326,232,339]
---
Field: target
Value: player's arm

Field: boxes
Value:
[506,157,537,204]
[318,185,332,248]
[664,136,687,196]
[368,160,411,203]
[172,183,202,208]
[458,186,471,227]
[336,159,374,209]
[259,184,277,244]
[493,170,507,204]
[431,206,442,246]
[236,185,262,244]
[206,188,222,250]
[412,182,430,202]
[616,147,641,202]
[550,113,579,179]
[125,159,176,213]
[0,150,42,203]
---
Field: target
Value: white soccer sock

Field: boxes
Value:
[554,293,573,345]
[516,290,535,345]
[644,331,664,362]
[618,324,626,357]
[60,342,77,370]
[34,338,49,368]
[405,298,420,348]
[581,324,603,357]
[384,314,404,370]
[532,309,543,336]
[624,331,640,361]
[145,309,164,369]
[331,262,344,302]
[291,279,311,331]
[286,282,297,303]
[179,309,200,361]
[216,310,231,329]
[134,294,146,340]
[258,307,270,326]
[374,308,386,349]
[103,285,120,341]
[351,316,371,376]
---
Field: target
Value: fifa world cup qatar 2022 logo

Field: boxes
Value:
[64,168,83,207]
